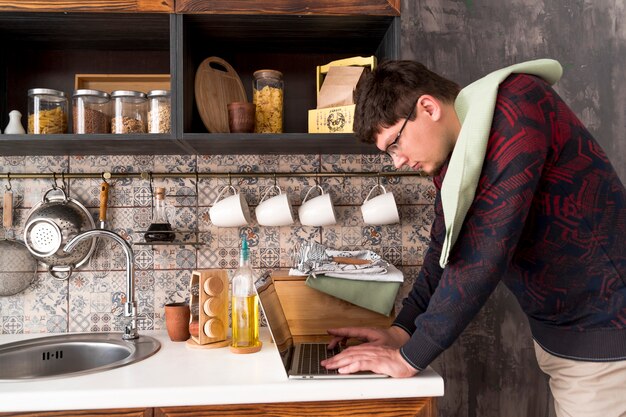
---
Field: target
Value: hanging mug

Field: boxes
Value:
[209,185,252,227]
[361,184,400,225]
[298,184,337,227]
[255,184,294,226]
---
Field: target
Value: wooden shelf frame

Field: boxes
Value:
[0,5,400,156]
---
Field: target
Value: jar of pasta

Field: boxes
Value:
[28,88,68,134]
[111,90,147,134]
[252,69,283,133]
[147,90,171,133]
[72,89,110,134]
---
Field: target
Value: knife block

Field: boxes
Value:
[187,269,230,348]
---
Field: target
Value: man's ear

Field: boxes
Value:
[417,95,442,121]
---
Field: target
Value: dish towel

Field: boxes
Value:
[439,58,563,267]
[304,263,404,316]
[289,249,402,282]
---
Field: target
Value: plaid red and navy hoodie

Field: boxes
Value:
[393,73,626,370]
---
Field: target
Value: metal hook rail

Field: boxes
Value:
[0,170,426,181]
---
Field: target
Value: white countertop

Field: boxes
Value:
[0,329,444,412]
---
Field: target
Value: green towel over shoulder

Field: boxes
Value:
[440,58,563,267]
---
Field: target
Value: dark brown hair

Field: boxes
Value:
[353,60,461,144]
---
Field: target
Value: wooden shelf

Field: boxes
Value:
[0,135,185,156]
[0,0,173,13]
[180,133,377,155]
[0,7,399,157]
[175,0,400,16]
[0,134,376,156]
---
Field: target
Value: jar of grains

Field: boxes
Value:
[72,89,110,134]
[111,90,147,134]
[252,69,283,133]
[28,88,68,134]
[147,90,171,133]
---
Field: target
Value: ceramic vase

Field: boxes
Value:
[164,302,191,342]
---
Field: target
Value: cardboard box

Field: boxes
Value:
[308,104,356,133]
[308,56,376,134]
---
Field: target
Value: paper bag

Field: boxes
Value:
[317,66,365,109]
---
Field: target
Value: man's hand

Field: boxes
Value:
[326,326,410,350]
[321,344,418,378]
[321,326,417,378]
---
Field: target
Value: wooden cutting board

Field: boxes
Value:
[194,57,247,133]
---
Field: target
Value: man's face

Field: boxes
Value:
[374,96,456,176]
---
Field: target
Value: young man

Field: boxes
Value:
[321,60,626,417]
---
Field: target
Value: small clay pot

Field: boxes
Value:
[227,102,255,133]
[164,302,190,342]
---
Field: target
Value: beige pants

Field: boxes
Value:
[534,342,626,417]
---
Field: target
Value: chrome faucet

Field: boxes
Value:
[64,229,139,340]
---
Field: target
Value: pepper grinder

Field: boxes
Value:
[4,110,26,134]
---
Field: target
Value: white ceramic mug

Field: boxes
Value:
[298,184,336,227]
[255,185,294,226]
[209,185,252,227]
[361,184,400,225]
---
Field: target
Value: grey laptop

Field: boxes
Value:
[257,280,388,380]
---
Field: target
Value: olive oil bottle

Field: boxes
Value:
[230,237,261,351]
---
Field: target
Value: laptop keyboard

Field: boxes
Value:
[297,343,341,375]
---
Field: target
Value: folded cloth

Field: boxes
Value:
[324,261,404,282]
[290,249,396,280]
[440,59,563,267]
[305,271,402,316]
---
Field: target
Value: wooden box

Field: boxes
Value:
[74,74,171,94]
[270,270,394,340]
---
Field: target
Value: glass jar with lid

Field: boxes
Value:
[147,90,171,134]
[72,89,110,134]
[110,90,147,134]
[252,69,284,133]
[28,88,68,134]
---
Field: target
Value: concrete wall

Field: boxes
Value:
[401,1,626,416]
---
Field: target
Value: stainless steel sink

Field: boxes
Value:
[0,332,160,381]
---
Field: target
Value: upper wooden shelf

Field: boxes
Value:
[175,0,400,16]
[0,0,399,16]
[0,0,173,13]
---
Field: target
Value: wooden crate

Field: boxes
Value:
[270,270,394,339]
[74,74,171,94]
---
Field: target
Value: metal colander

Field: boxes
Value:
[24,187,96,280]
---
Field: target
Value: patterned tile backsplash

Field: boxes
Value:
[0,154,435,335]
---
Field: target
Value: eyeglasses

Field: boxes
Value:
[384,101,417,159]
